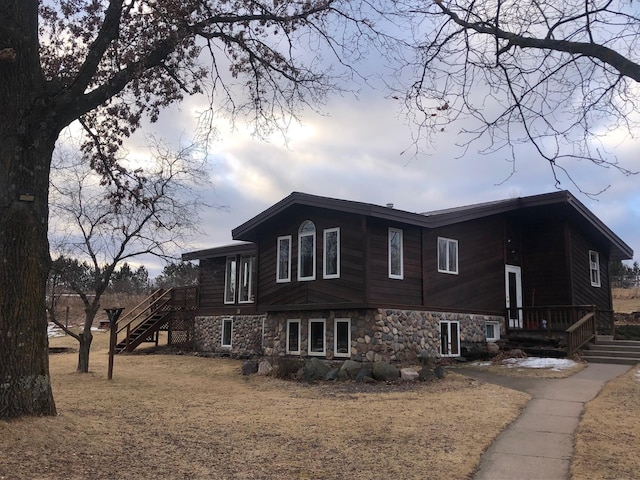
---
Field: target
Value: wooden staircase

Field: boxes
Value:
[581,336,640,365]
[114,287,197,353]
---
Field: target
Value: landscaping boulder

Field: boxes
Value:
[324,367,340,381]
[486,342,500,355]
[338,359,364,380]
[242,360,259,375]
[418,367,435,382]
[400,367,419,381]
[355,367,374,383]
[303,357,331,382]
[433,365,447,379]
[257,359,273,376]
[372,361,399,382]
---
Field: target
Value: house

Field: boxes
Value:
[181,190,633,362]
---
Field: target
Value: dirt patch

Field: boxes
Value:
[571,366,640,479]
[0,332,529,480]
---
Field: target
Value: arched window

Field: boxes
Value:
[298,220,316,281]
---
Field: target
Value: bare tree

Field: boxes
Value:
[48,141,208,373]
[0,1,387,417]
[392,0,640,190]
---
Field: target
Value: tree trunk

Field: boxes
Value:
[0,1,58,417]
[77,330,94,373]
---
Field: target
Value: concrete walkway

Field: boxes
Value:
[460,363,632,480]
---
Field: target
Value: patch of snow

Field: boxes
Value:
[635,369,640,382]
[471,361,492,367]
[47,323,65,338]
[502,357,578,371]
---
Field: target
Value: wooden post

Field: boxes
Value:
[105,308,124,380]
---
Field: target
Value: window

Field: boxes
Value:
[308,319,326,356]
[221,318,233,347]
[440,321,460,357]
[589,250,601,287]
[485,322,500,342]
[334,318,351,358]
[388,228,404,279]
[238,255,255,303]
[286,319,301,355]
[276,236,292,283]
[298,221,316,281]
[224,256,237,304]
[323,228,340,279]
[438,237,458,274]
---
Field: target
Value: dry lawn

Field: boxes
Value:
[572,366,640,480]
[612,287,640,314]
[0,332,529,480]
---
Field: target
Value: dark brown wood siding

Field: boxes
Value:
[255,205,367,309]
[196,257,258,315]
[423,216,505,313]
[519,219,570,307]
[569,225,612,311]
[366,218,423,307]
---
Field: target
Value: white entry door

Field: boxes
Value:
[505,265,523,328]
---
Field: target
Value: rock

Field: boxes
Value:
[338,359,364,380]
[418,367,435,382]
[325,367,340,381]
[242,360,258,375]
[400,367,419,381]
[434,365,447,379]
[257,359,273,376]
[509,349,527,358]
[355,367,373,383]
[372,361,399,382]
[486,342,500,354]
[303,357,331,382]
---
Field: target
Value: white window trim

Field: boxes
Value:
[440,320,460,357]
[438,237,459,275]
[238,255,254,303]
[333,318,351,358]
[286,319,301,355]
[388,227,404,279]
[276,235,292,283]
[485,321,500,343]
[308,318,326,356]
[221,318,233,348]
[298,222,316,281]
[223,256,236,304]
[589,250,601,287]
[323,227,340,279]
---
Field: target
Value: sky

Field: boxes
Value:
[56,5,640,278]
[126,84,640,277]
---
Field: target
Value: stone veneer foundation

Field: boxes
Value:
[193,309,504,362]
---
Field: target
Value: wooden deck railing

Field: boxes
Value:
[115,286,198,351]
[508,305,596,333]
[566,311,597,356]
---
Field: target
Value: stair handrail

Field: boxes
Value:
[115,289,173,347]
[566,306,597,356]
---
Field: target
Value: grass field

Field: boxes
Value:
[1,291,636,479]
[0,332,529,480]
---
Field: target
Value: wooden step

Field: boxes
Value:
[581,338,640,365]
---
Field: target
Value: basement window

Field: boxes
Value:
[440,320,460,357]
[286,319,301,355]
[221,318,233,348]
[334,318,351,358]
[485,322,500,342]
[308,319,326,356]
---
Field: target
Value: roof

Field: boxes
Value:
[230,190,632,260]
[182,241,255,261]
